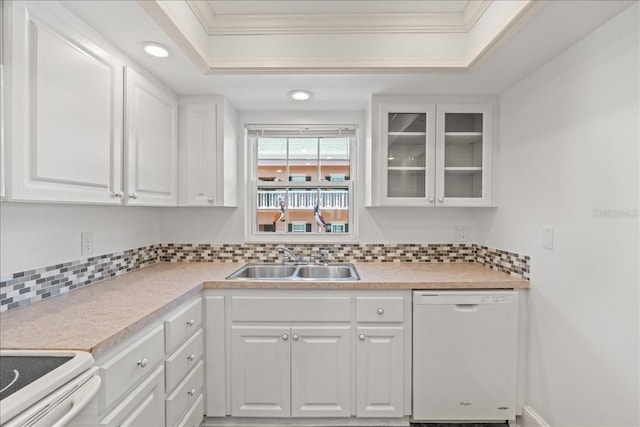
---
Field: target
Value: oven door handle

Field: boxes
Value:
[24,375,101,427]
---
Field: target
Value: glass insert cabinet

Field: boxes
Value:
[373,99,493,207]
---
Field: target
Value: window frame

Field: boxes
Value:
[245,125,358,243]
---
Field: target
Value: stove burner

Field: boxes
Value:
[0,369,19,394]
[0,356,72,401]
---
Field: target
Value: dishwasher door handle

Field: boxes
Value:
[454,304,479,312]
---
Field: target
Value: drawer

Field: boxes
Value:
[99,365,165,426]
[100,326,164,410]
[356,296,404,322]
[165,298,202,353]
[231,296,351,322]
[166,329,203,393]
[166,361,204,427]
[177,394,203,427]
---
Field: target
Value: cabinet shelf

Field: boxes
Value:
[444,167,483,175]
[444,132,483,144]
[388,132,426,136]
[388,166,426,171]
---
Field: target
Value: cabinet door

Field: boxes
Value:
[291,326,351,417]
[356,326,404,418]
[124,67,178,206]
[230,325,291,417]
[379,103,436,206]
[435,104,493,207]
[178,97,218,206]
[7,1,124,204]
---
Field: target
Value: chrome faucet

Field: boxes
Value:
[276,245,302,264]
[316,250,330,265]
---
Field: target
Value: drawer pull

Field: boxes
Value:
[137,358,148,368]
[377,308,385,315]
[187,353,196,362]
[186,319,195,326]
[188,388,196,396]
[292,334,299,340]
[359,334,366,340]
[282,334,289,341]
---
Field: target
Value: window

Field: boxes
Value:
[246,125,357,242]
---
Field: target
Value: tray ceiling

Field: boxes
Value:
[141,0,542,73]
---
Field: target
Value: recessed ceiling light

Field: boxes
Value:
[142,42,171,58]
[288,90,314,101]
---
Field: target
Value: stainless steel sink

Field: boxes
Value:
[228,264,297,279]
[296,265,357,279]
[226,263,360,281]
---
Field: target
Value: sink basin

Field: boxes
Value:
[228,264,297,279]
[226,263,360,281]
[296,265,358,280]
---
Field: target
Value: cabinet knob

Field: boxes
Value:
[292,334,299,340]
[130,193,138,200]
[359,334,366,340]
[207,197,214,203]
[437,197,444,203]
[188,388,196,396]
[111,191,124,198]
[187,353,196,362]
[377,307,385,315]
[282,334,289,341]
[186,319,195,326]
[428,197,434,203]
[137,358,148,368]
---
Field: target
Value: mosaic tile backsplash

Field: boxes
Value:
[1,243,529,312]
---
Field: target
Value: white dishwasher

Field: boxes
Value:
[413,291,518,422]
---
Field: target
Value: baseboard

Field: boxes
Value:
[521,404,550,427]
[201,417,410,427]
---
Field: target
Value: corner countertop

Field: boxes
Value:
[0,262,528,356]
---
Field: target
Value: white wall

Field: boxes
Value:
[477,4,639,426]
[0,203,161,276]
[159,110,478,244]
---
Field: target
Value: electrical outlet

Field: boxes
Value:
[454,225,469,242]
[81,232,94,256]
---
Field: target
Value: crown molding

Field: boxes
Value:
[186,0,494,35]
[467,0,545,70]
[201,57,470,75]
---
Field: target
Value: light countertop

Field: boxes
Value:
[0,262,528,356]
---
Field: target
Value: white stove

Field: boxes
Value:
[0,350,100,427]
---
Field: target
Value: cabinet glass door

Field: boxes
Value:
[436,104,492,206]
[443,112,484,198]
[386,113,427,198]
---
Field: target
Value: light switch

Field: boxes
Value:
[542,227,554,250]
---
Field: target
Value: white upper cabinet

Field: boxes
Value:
[6,1,124,204]
[369,96,495,207]
[124,67,178,206]
[178,96,238,207]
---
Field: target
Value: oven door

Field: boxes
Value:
[2,368,101,427]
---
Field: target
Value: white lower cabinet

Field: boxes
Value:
[206,289,412,422]
[356,326,404,417]
[231,324,352,418]
[291,326,351,417]
[230,326,291,417]
[96,297,204,427]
